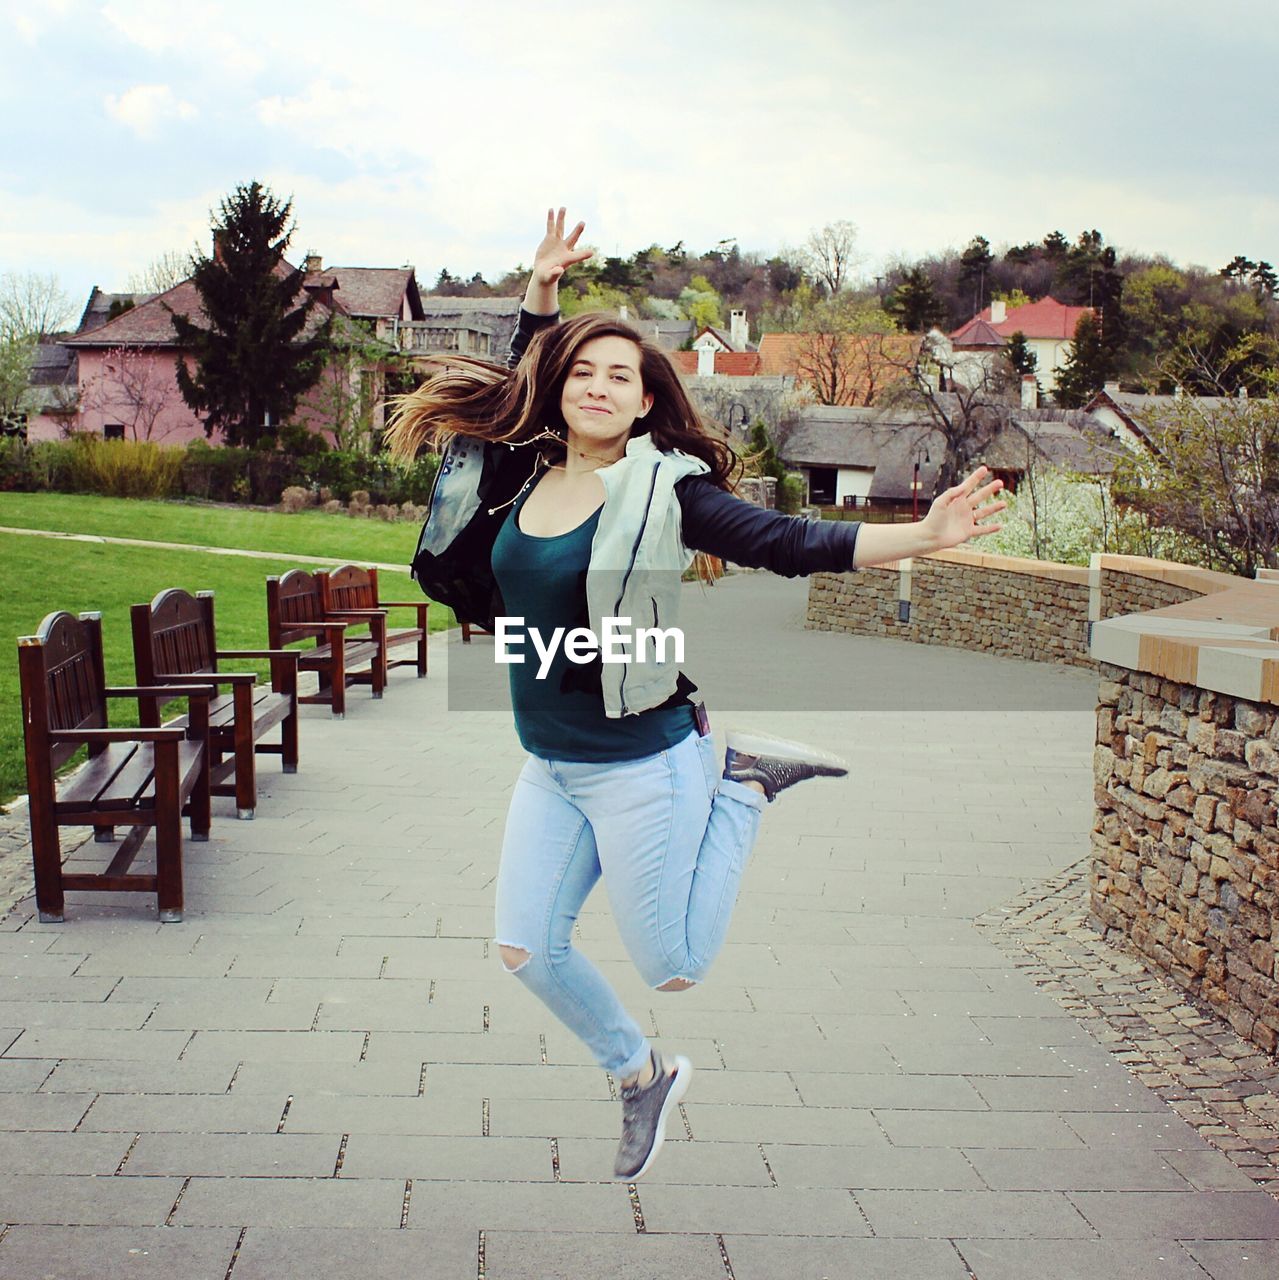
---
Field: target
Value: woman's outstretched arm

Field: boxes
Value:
[851,468,1006,567]
[523,207,592,315]
[678,466,1006,576]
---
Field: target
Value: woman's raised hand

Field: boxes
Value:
[532,207,594,287]
[922,466,1007,550]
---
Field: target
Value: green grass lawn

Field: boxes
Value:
[1,529,454,810]
[0,491,421,564]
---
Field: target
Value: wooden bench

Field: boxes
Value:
[18,610,213,923]
[461,620,495,643]
[319,564,429,686]
[131,587,300,820]
[266,569,383,717]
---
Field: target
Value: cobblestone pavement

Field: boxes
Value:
[2,572,1278,1279]
[977,864,1279,1196]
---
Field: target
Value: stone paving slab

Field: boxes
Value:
[0,1225,241,1280]
[1,571,1277,1277]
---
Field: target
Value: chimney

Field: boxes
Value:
[618,303,628,321]
[729,308,748,350]
[1238,385,1249,400]
[1103,380,1120,397]
[304,253,323,274]
[989,299,1007,324]
[1021,374,1038,410]
[1173,385,1184,400]
[212,231,226,265]
[697,345,715,376]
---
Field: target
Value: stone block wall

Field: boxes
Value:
[807,552,1092,668]
[806,566,899,637]
[909,559,1091,667]
[1090,661,1279,1052]
[1101,569,1200,620]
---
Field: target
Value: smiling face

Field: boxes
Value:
[558,334,654,462]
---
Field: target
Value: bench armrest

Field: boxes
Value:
[377,600,428,609]
[155,671,258,687]
[217,648,298,697]
[219,648,300,665]
[106,684,217,699]
[49,726,188,744]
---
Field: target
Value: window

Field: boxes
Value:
[103,423,125,441]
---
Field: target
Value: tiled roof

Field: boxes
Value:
[953,296,1092,341]
[951,318,1006,348]
[29,341,75,385]
[65,263,339,348]
[670,351,762,376]
[756,332,919,405]
[75,287,155,334]
[303,267,421,320]
[1083,388,1240,451]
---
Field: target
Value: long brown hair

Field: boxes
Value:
[384,313,740,490]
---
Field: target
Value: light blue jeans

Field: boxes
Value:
[494,729,766,1078]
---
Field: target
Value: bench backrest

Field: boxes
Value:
[132,587,217,684]
[266,569,326,648]
[18,611,108,773]
[319,565,380,613]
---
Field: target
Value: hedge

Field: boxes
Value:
[0,436,440,506]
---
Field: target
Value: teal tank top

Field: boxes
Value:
[490,481,696,762]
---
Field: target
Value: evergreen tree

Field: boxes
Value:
[1006,330,1038,377]
[1054,311,1109,407]
[747,420,787,481]
[958,235,993,314]
[886,267,945,332]
[170,181,331,447]
[1094,246,1127,374]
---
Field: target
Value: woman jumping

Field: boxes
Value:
[387,208,1005,1180]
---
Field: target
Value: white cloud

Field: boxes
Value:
[99,0,266,75]
[103,83,197,139]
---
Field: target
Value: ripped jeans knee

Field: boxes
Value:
[656,976,697,992]
[498,943,532,974]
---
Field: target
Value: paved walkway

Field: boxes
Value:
[3,573,1279,1279]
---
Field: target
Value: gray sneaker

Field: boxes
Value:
[723,731,849,802]
[613,1051,692,1181]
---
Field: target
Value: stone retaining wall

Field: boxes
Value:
[1090,662,1279,1053]
[807,550,1241,671]
[1101,569,1200,620]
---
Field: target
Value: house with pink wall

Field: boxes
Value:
[26,261,425,446]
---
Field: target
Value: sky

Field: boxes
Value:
[2,0,1277,322]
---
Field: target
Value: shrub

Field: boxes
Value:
[66,437,184,499]
[3,431,441,510]
[0,439,77,492]
[279,485,314,513]
[776,472,806,515]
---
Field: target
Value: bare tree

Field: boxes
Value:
[785,294,910,406]
[0,271,74,339]
[800,220,861,294]
[879,332,1020,490]
[1112,348,1279,574]
[126,247,196,294]
[79,347,184,442]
